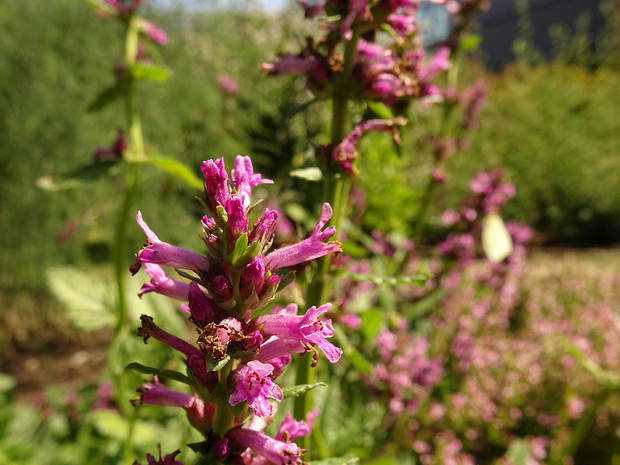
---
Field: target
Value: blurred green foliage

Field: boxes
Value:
[448,62,620,245]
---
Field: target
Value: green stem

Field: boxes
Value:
[212,362,236,436]
[395,54,462,275]
[114,14,146,335]
[293,24,361,457]
[113,15,146,464]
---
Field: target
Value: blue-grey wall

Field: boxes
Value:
[475,0,610,68]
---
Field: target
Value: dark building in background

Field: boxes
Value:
[475,0,612,69]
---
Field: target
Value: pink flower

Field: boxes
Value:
[225,427,304,465]
[232,156,273,208]
[133,377,215,433]
[229,360,283,417]
[138,263,190,301]
[275,411,319,442]
[263,203,341,271]
[258,303,342,363]
[132,212,210,274]
[141,20,168,45]
[217,75,239,95]
[93,128,127,161]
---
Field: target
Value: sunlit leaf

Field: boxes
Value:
[290,167,323,182]
[231,233,249,267]
[505,439,530,465]
[142,155,203,190]
[129,63,172,82]
[46,266,115,331]
[367,101,394,119]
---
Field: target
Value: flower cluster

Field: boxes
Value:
[130,155,342,463]
[372,321,443,416]
[265,1,451,103]
[438,170,518,265]
[263,1,457,174]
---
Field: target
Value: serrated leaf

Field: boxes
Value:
[482,213,513,263]
[126,362,197,388]
[46,266,115,331]
[142,155,203,190]
[308,458,359,465]
[290,167,323,182]
[204,354,231,372]
[281,382,327,399]
[231,233,249,266]
[130,63,171,82]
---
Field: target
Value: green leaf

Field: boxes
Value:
[281,382,327,399]
[129,63,171,82]
[46,266,115,331]
[367,101,394,119]
[290,167,323,182]
[0,373,16,394]
[187,441,211,455]
[204,354,231,372]
[505,439,530,465]
[345,272,428,286]
[68,160,118,180]
[308,457,360,465]
[126,362,197,388]
[333,330,372,375]
[90,410,160,448]
[481,213,513,263]
[231,233,249,266]
[359,309,384,340]
[175,269,203,286]
[284,97,318,118]
[404,288,447,321]
[559,337,620,387]
[88,79,128,112]
[142,155,203,190]
[460,33,482,52]
[276,270,296,292]
[84,0,117,16]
